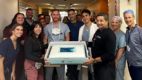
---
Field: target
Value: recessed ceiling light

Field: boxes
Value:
[58,4,65,6]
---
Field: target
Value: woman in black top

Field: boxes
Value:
[24,22,46,80]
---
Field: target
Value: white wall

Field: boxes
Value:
[0,0,18,42]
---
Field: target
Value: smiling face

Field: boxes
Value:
[90,14,95,21]
[124,13,135,26]
[16,14,24,24]
[82,13,90,24]
[34,24,42,36]
[111,20,120,30]
[51,11,60,22]
[40,19,46,27]
[96,16,108,30]
[68,11,76,21]
[26,10,33,19]
[12,26,23,38]
[45,16,50,24]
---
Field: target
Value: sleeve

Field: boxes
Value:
[65,25,70,35]
[118,34,126,48]
[19,29,27,40]
[3,28,11,38]
[78,27,82,41]
[0,40,9,57]
[44,26,49,36]
[24,38,44,64]
[101,32,116,62]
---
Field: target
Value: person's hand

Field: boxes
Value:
[115,60,118,71]
[11,72,16,80]
[44,58,51,65]
[84,56,95,65]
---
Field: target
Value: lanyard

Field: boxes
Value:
[51,22,61,42]
[127,27,136,44]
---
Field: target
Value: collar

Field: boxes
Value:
[26,18,33,25]
[126,24,138,30]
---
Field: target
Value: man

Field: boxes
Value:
[66,9,84,80]
[90,12,96,24]
[84,13,116,80]
[25,8,34,35]
[111,16,126,80]
[43,9,70,80]
[44,15,50,24]
[76,14,82,21]
[78,9,98,80]
[124,10,142,80]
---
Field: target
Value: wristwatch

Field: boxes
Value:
[94,59,97,64]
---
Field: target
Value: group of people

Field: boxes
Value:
[0,7,141,80]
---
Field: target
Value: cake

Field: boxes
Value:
[49,45,86,58]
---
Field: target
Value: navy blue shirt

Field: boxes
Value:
[67,21,84,41]
[0,37,20,67]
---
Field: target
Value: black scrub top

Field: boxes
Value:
[0,37,20,67]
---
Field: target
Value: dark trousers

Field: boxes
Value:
[4,67,12,80]
[68,65,78,80]
[128,63,142,80]
[94,61,115,80]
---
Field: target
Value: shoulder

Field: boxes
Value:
[105,28,115,37]
[91,23,98,28]
[77,21,84,25]
[25,37,34,43]
[0,38,10,47]
[79,24,85,29]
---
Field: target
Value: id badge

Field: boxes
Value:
[52,28,60,35]
[127,45,130,52]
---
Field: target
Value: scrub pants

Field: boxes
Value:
[94,61,115,80]
[4,67,12,80]
[128,63,142,80]
[115,69,125,80]
[24,59,44,80]
[68,65,78,80]
[45,65,65,80]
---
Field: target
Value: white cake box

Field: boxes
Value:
[44,41,89,64]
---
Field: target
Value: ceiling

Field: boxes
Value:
[27,0,97,9]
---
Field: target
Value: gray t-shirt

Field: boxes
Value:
[44,22,70,43]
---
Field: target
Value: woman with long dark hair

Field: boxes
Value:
[24,22,46,80]
[0,24,23,80]
[3,13,27,80]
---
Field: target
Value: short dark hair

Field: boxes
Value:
[51,9,59,14]
[96,13,108,21]
[68,9,75,12]
[63,16,69,21]
[26,8,33,12]
[44,15,50,19]
[38,14,44,18]
[81,9,91,16]
[76,14,81,17]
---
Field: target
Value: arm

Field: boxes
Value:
[0,56,5,80]
[11,60,16,80]
[65,33,70,41]
[115,47,125,70]
[43,35,48,45]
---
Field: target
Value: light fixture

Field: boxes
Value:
[70,4,74,6]
[128,0,130,2]
[58,4,65,6]
[50,3,53,6]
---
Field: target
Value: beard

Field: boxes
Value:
[90,18,95,22]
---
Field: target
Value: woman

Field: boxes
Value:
[38,18,46,27]
[3,13,27,80]
[24,22,47,80]
[0,24,23,80]
[111,16,126,80]
[63,16,69,24]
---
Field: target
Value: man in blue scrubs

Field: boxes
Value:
[124,10,142,80]
[66,9,84,80]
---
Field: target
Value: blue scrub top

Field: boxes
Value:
[82,24,92,41]
[67,21,84,41]
[0,37,20,67]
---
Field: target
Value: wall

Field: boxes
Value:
[0,0,18,42]
[108,0,115,28]
[38,7,43,14]
[139,0,142,27]
[83,0,108,15]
